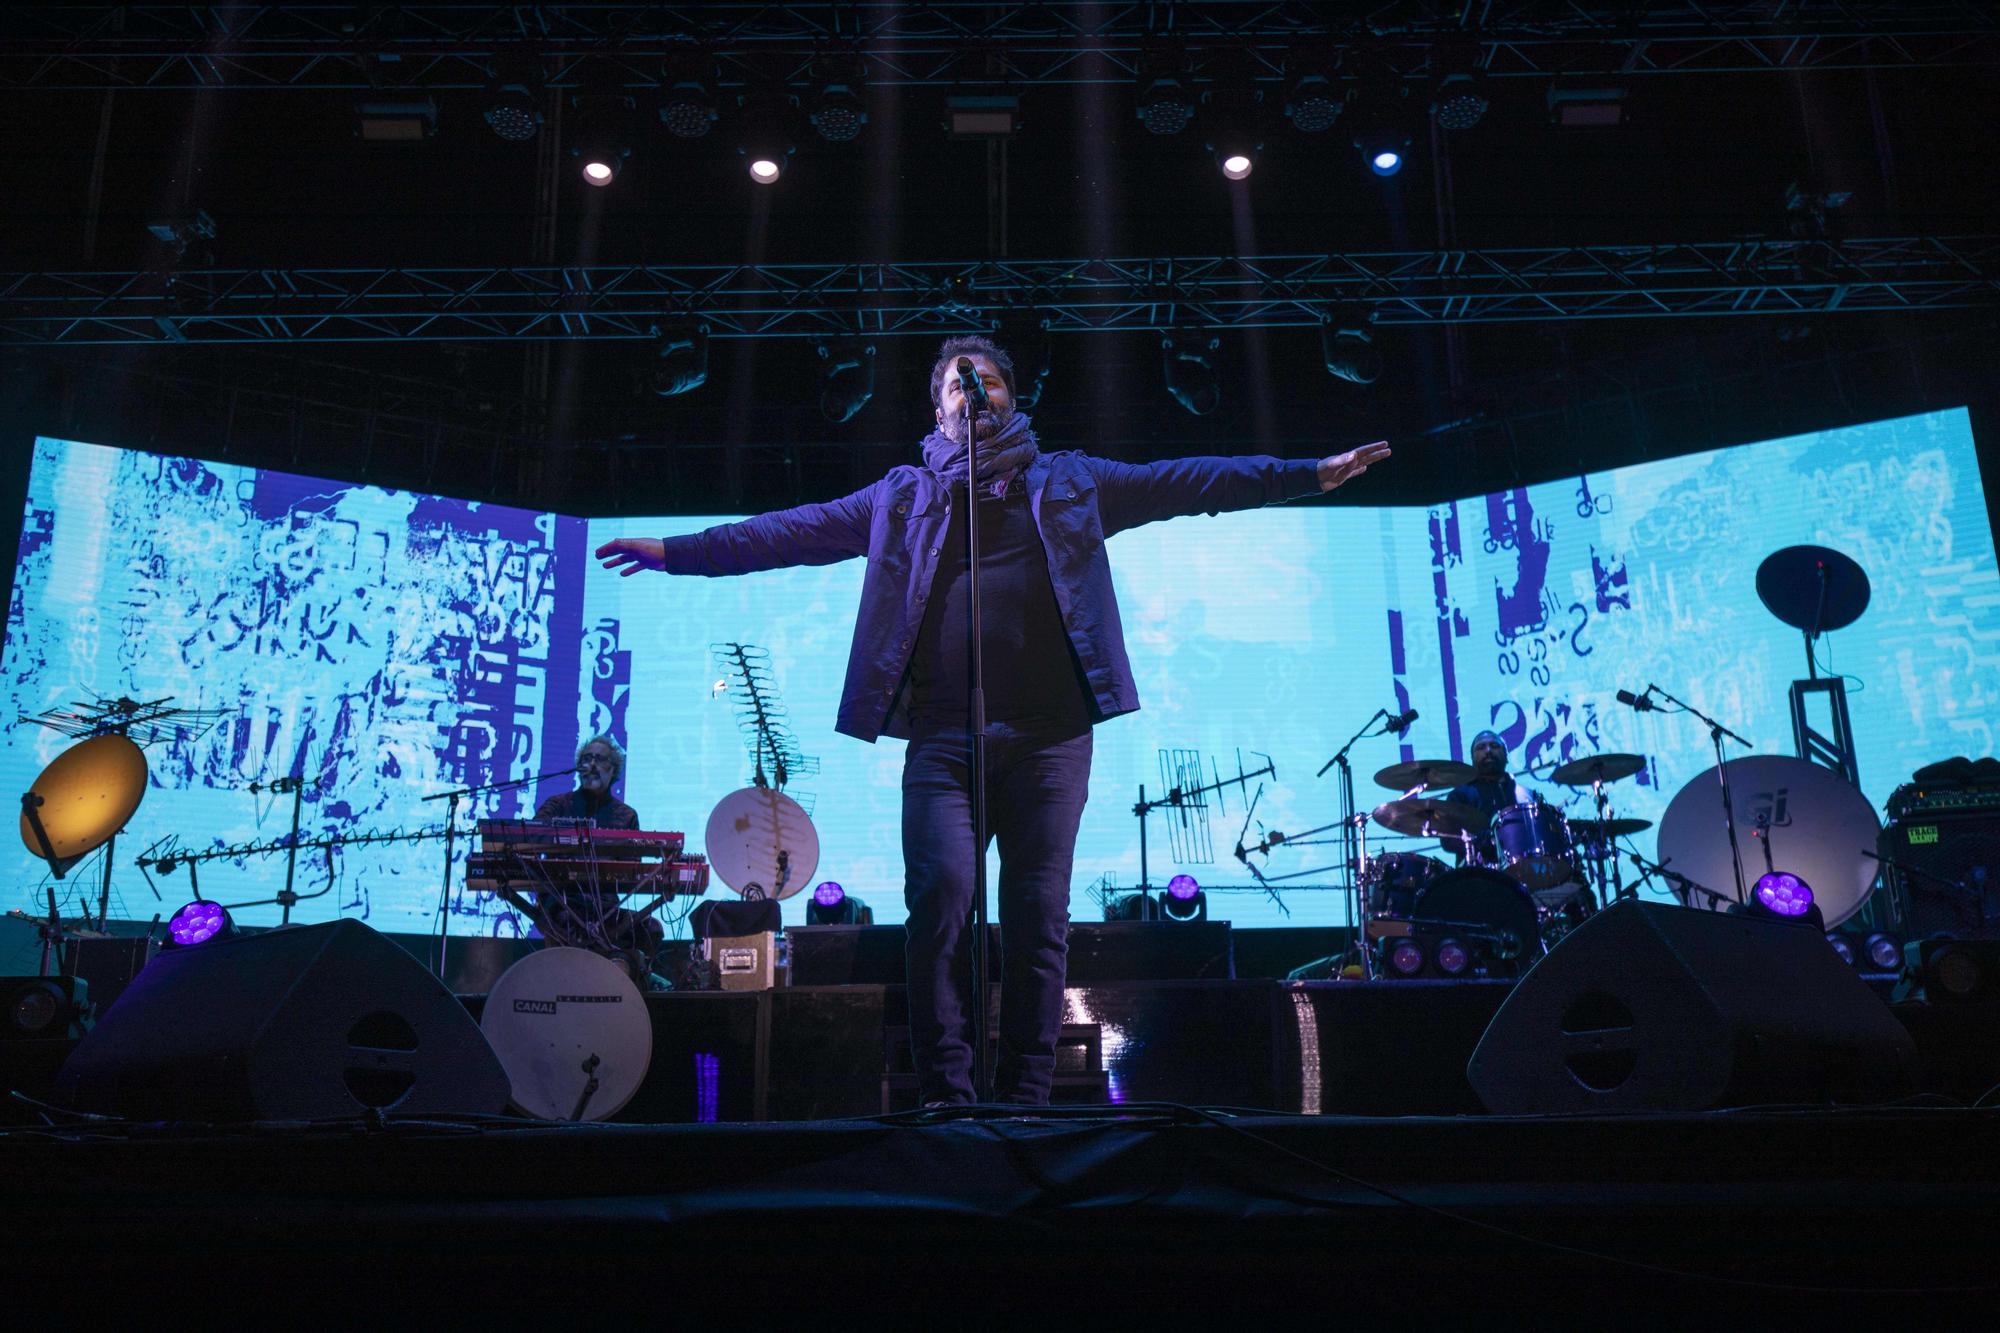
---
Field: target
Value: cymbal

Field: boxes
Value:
[1373,758,1475,792]
[1755,545,1870,636]
[19,734,149,869]
[1372,796,1486,840]
[1568,817,1654,842]
[1550,753,1647,786]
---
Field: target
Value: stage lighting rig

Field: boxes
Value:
[1739,871,1825,930]
[354,98,438,143]
[481,51,543,142]
[1161,875,1207,923]
[1430,43,1489,132]
[1348,78,1412,176]
[1135,50,1195,136]
[1162,334,1221,416]
[1320,311,1382,386]
[809,57,869,143]
[570,91,635,186]
[1284,75,1342,133]
[1203,80,1263,179]
[650,324,710,398]
[165,899,235,948]
[738,94,798,183]
[807,882,873,925]
[817,339,877,423]
[659,58,720,139]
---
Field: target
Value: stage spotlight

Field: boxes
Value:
[946,92,1021,138]
[649,324,710,398]
[1348,80,1412,177]
[166,899,234,948]
[1136,64,1195,136]
[1432,71,1490,132]
[818,339,877,423]
[570,93,635,186]
[1217,151,1255,180]
[481,51,542,141]
[1826,932,1858,966]
[738,95,797,183]
[1284,72,1343,134]
[809,58,868,142]
[1162,334,1221,416]
[1863,931,1903,973]
[4,976,88,1039]
[807,881,873,926]
[659,56,719,138]
[354,98,438,143]
[1204,73,1264,180]
[1547,84,1627,128]
[1754,872,1814,919]
[1320,314,1381,386]
[1434,937,1472,976]
[1386,936,1428,978]
[1162,874,1208,923]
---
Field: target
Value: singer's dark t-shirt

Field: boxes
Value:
[906,475,1091,736]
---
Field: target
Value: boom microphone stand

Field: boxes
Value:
[422,763,582,979]
[1645,683,1754,907]
[956,359,994,1104]
[1317,709,1390,979]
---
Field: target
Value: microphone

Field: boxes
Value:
[1384,708,1419,735]
[1615,688,1655,712]
[955,357,991,415]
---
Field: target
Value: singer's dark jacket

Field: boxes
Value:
[658,451,1325,742]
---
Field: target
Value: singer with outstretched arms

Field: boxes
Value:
[597,334,1390,1106]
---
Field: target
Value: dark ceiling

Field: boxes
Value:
[3,5,1999,517]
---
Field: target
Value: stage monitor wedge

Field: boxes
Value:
[1467,900,1917,1115]
[57,919,511,1120]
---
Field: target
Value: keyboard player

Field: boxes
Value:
[535,735,640,829]
[531,734,658,958]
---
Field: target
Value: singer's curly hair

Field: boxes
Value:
[928,334,1016,412]
[576,734,627,781]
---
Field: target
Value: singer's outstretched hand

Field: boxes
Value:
[1317,440,1391,492]
[595,537,667,577]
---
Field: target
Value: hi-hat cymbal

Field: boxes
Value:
[19,734,149,869]
[1568,817,1654,843]
[1372,796,1486,840]
[1373,758,1475,792]
[1550,753,1647,787]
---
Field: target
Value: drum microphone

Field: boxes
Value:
[955,357,991,414]
[1384,708,1419,735]
[1615,688,1655,712]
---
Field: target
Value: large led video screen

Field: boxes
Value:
[6,407,1995,935]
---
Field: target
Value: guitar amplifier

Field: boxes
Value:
[1879,809,2000,939]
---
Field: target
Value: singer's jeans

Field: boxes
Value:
[902,721,1093,1105]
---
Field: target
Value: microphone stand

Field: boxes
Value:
[960,391,994,1104]
[1317,709,1389,979]
[422,764,581,979]
[1646,683,1753,907]
[1625,848,1734,911]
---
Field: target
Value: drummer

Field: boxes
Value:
[1440,730,1538,862]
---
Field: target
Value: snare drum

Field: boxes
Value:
[1491,802,1577,890]
[1363,851,1449,917]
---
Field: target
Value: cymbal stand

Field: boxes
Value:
[1645,683,1753,907]
[1316,710,1392,979]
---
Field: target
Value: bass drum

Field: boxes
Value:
[1411,867,1544,968]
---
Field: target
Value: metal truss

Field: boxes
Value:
[4,236,1997,346]
[2,4,1997,92]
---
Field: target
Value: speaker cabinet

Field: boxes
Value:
[57,919,511,1120]
[1880,812,2000,938]
[1468,900,1917,1114]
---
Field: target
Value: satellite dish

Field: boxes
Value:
[480,948,652,1121]
[19,734,149,871]
[703,786,818,900]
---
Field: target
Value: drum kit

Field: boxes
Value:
[1354,751,1655,978]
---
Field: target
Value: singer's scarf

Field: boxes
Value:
[920,409,1040,499]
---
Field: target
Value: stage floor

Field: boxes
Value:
[7,1103,1998,1318]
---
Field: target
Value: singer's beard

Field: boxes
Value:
[941,404,1010,447]
[1474,756,1506,779]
